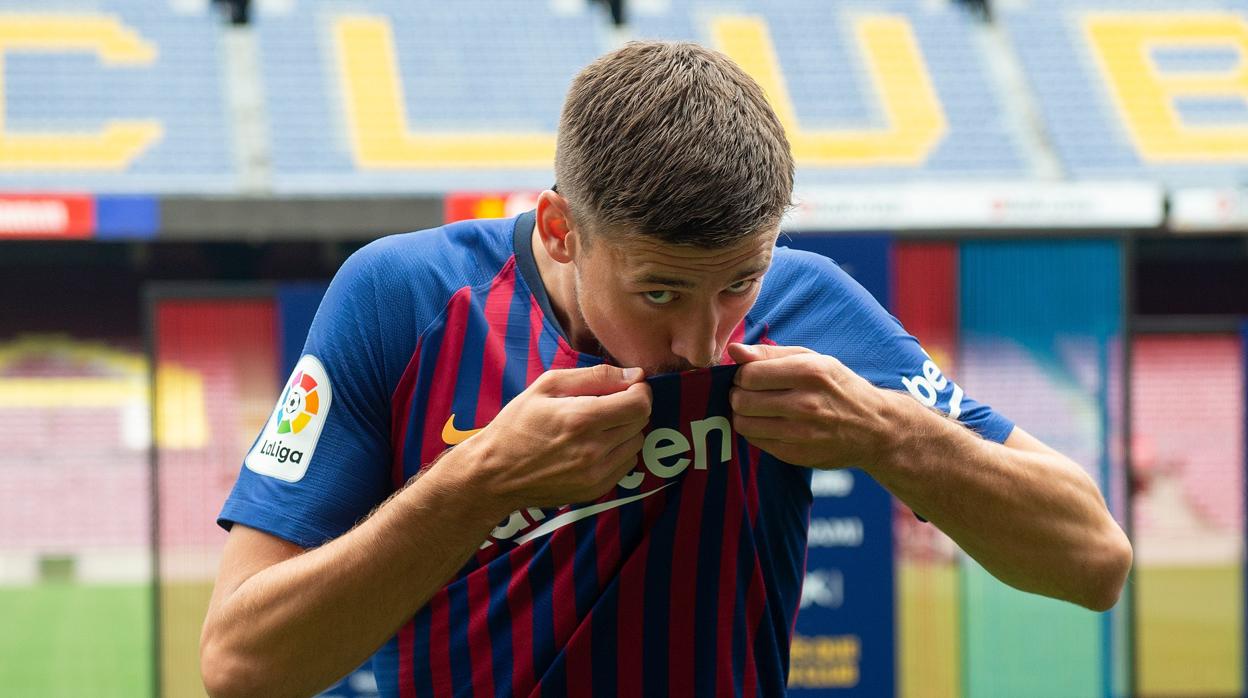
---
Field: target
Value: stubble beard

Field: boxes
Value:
[569,265,617,365]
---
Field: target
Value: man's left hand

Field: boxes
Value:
[726,343,899,471]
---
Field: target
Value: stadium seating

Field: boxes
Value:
[628,0,1025,180]
[1132,334,1243,545]
[0,0,1244,192]
[1001,0,1248,184]
[254,0,605,192]
[0,0,235,192]
[0,324,264,580]
[0,337,148,583]
[254,0,1027,192]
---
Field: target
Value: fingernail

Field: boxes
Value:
[622,367,643,381]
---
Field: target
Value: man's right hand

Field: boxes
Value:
[454,364,652,513]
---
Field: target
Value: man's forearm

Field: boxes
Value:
[866,392,1131,611]
[201,448,507,698]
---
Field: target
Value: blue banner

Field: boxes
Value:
[95,195,159,240]
[276,282,330,378]
[782,234,895,697]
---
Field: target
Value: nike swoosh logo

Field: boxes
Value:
[442,414,483,445]
[513,483,675,546]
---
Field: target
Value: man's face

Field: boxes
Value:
[568,229,777,375]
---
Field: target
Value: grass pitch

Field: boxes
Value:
[0,583,151,697]
[0,565,1239,697]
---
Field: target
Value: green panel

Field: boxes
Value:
[962,563,1103,697]
[958,240,1124,698]
[0,584,152,698]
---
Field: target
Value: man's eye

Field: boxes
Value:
[725,279,756,294]
[644,290,677,305]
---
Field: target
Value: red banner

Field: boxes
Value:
[444,191,540,224]
[0,194,94,239]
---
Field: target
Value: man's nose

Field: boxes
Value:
[669,311,719,368]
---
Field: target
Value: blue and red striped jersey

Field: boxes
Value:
[220,211,1013,696]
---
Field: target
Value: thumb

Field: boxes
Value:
[727,342,812,364]
[538,363,645,397]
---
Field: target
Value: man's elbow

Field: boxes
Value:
[1079,526,1133,613]
[201,625,269,698]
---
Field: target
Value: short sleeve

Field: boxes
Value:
[763,251,1015,445]
[217,246,399,548]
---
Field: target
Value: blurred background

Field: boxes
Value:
[0,0,1245,696]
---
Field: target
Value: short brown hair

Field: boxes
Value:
[555,41,794,248]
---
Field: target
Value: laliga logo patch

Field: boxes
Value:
[245,354,332,483]
[277,369,322,434]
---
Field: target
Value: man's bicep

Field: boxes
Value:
[209,524,306,614]
[1002,425,1061,456]
[1003,426,1096,480]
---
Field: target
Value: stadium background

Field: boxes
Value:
[0,0,1245,696]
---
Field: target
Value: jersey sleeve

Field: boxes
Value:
[217,244,406,548]
[765,251,1015,445]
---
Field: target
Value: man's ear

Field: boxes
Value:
[536,190,578,263]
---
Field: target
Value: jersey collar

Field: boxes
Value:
[512,209,572,344]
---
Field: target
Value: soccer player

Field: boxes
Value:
[201,42,1132,697]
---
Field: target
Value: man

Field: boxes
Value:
[201,42,1131,697]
